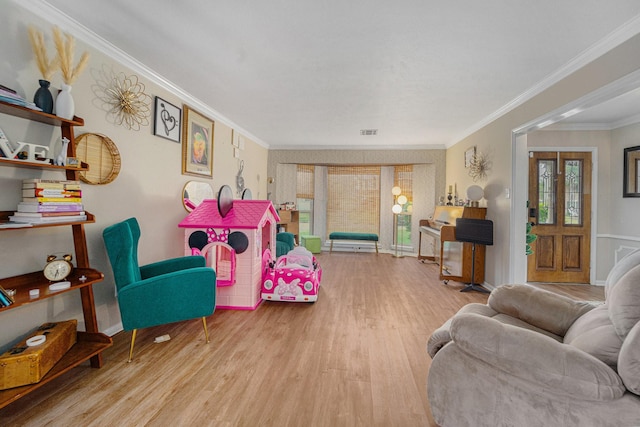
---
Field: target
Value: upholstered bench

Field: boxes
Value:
[328,232,379,254]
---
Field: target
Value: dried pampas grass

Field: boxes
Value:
[27,26,58,80]
[52,26,90,85]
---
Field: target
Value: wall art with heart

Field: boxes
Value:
[153,96,182,143]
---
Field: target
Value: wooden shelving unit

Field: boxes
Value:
[0,100,112,409]
[0,269,102,312]
[0,332,111,409]
[0,156,89,171]
[278,210,299,243]
[0,211,95,229]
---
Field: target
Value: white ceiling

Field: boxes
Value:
[39,1,640,148]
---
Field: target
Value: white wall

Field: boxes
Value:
[608,123,640,263]
[0,3,268,351]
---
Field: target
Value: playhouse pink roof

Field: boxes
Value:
[178,199,280,229]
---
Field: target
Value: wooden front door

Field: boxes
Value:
[527,151,592,283]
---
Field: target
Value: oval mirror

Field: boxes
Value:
[183,181,214,212]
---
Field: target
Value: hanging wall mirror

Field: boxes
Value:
[183,181,214,211]
[624,145,640,197]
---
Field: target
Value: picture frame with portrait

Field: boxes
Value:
[182,105,214,177]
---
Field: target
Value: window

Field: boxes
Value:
[296,165,314,236]
[564,159,583,226]
[394,165,413,247]
[537,159,556,225]
[327,166,380,237]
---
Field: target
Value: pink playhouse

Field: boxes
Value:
[178,198,280,310]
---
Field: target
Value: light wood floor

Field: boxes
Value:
[0,253,604,427]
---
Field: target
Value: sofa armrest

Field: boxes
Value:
[140,255,206,279]
[118,267,216,330]
[427,303,498,358]
[488,284,595,336]
[427,318,453,359]
[449,313,626,401]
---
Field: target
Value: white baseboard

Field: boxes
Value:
[103,323,123,337]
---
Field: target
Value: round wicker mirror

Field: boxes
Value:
[75,133,121,185]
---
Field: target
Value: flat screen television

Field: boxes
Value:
[455,218,494,246]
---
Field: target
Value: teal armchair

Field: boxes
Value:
[102,217,216,362]
[276,232,295,257]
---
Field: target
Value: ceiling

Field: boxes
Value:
[39,1,640,149]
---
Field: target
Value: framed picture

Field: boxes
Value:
[153,96,181,143]
[182,105,214,177]
[465,146,476,168]
[231,129,246,150]
[231,129,240,147]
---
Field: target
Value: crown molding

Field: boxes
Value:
[543,112,640,131]
[267,143,445,151]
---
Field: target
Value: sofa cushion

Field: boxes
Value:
[605,248,640,298]
[608,264,640,339]
[564,304,622,369]
[618,321,640,394]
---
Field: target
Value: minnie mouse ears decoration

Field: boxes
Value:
[187,228,249,254]
[188,230,208,250]
[228,231,249,254]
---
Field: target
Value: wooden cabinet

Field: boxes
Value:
[0,100,112,409]
[439,207,487,284]
[277,210,299,243]
[419,206,488,284]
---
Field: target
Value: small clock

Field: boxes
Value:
[43,254,73,282]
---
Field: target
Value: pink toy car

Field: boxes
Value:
[262,246,322,302]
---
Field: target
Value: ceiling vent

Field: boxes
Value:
[360,129,378,136]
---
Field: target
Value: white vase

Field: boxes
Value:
[56,83,75,120]
[56,137,70,166]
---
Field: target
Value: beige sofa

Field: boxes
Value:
[427,249,640,427]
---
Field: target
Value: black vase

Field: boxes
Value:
[33,79,54,114]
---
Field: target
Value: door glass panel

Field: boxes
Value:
[537,159,556,225]
[564,159,582,225]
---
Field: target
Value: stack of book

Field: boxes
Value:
[9,179,86,224]
[0,85,41,111]
[0,286,15,307]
